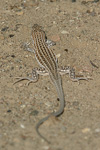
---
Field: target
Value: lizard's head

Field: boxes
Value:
[32,24,46,40]
[32,24,43,32]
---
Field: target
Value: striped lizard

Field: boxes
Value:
[14,24,90,143]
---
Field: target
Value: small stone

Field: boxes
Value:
[16,11,24,16]
[20,105,26,108]
[25,55,29,58]
[43,146,50,150]
[56,53,61,58]
[61,30,69,34]
[51,35,60,42]
[95,128,100,133]
[20,124,25,129]
[82,128,91,133]
[53,21,56,24]
[45,101,52,107]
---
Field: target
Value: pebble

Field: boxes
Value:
[82,128,91,133]
[51,35,60,42]
[45,101,52,107]
[16,11,24,16]
[20,104,26,108]
[43,146,50,150]
[61,30,69,34]
[53,21,56,24]
[20,124,25,129]
[56,53,61,58]
[95,128,100,133]
[25,55,29,58]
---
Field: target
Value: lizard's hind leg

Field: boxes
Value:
[13,69,39,86]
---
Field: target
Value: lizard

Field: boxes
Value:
[14,24,90,143]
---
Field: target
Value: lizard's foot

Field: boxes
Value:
[13,69,39,86]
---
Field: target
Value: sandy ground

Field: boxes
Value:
[0,0,100,150]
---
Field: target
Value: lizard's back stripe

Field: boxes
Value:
[32,27,58,79]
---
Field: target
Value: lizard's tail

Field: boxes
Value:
[36,75,65,143]
[36,113,52,144]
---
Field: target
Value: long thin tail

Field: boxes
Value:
[36,113,53,144]
[36,106,64,143]
[36,75,65,143]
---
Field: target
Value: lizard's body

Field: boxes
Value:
[31,24,65,143]
[14,24,90,143]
